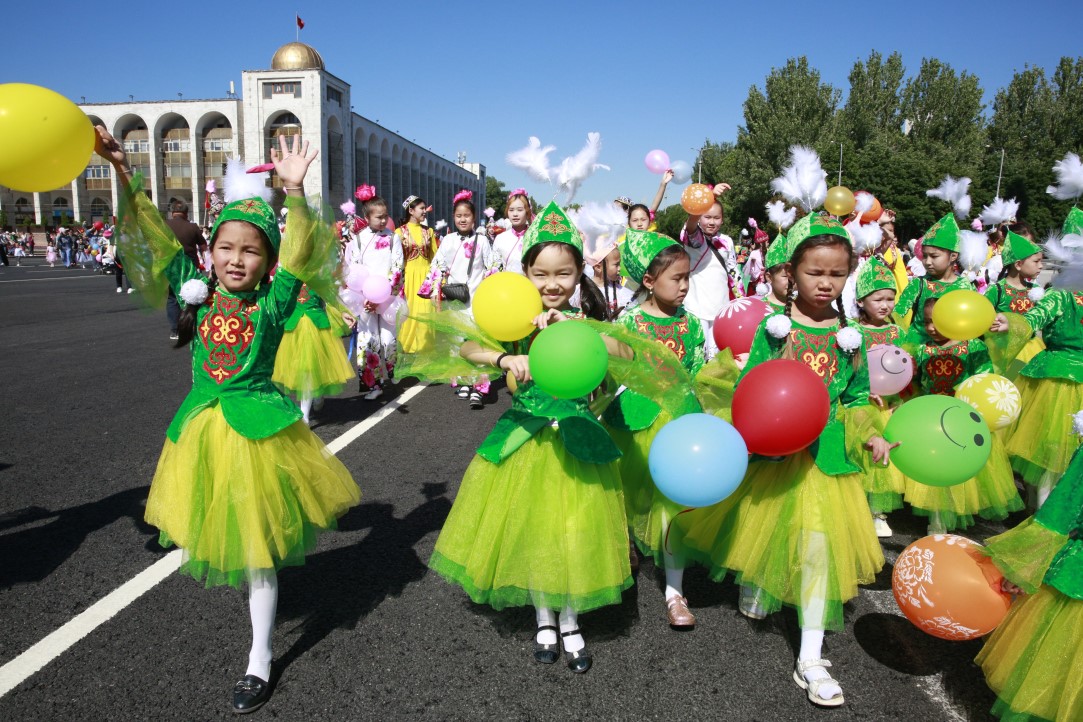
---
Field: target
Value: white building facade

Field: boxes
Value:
[0,42,485,228]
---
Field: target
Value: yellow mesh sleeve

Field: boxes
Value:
[116,173,181,308]
[277,195,342,304]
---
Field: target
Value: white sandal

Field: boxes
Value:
[793,658,845,707]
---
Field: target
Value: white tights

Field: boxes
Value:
[534,606,584,653]
[246,569,278,681]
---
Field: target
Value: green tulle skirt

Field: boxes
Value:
[976,585,1083,722]
[429,426,632,613]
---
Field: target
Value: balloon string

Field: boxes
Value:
[663,508,695,556]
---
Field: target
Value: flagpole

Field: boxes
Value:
[296,12,299,41]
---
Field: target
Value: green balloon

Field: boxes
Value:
[884,395,992,487]
[528,321,609,399]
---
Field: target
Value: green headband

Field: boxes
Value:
[620,228,680,284]
[785,213,850,260]
[521,201,583,260]
[1001,230,1042,266]
[922,213,960,252]
[856,256,897,299]
[211,197,282,253]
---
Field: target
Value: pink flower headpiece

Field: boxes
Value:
[509,188,528,198]
[747,218,758,229]
[340,201,356,216]
[453,189,473,204]
[355,184,377,202]
[483,207,495,219]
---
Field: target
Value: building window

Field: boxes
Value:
[265,82,302,98]
[123,138,150,153]
[85,165,110,179]
[161,139,191,153]
[327,87,342,105]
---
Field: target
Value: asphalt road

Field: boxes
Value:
[0,257,1013,720]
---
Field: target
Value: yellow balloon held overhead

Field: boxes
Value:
[932,290,996,341]
[956,373,1021,431]
[824,186,856,216]
[0,83,94,192]
[472,272,543,342]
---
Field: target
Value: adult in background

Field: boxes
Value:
[164,200,206,341]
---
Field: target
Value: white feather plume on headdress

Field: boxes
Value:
[854,192,874,215]
[555,132,610,204]
[434,219,447,232]
[1043,231,1083,290]
[506,136,555,183]
[770,146,828,213]
[926,176,972,219]
[1047,152,1083,201]
[765,200,797,230]
[958,230,990,273]
[847,221,883,256]
[575,201,626,265]
[978,197,1020,227]
[984,253,1003,283]
[223,157,272,204]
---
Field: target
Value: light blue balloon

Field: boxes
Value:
[670,160,693,185]
[648,413,749,507]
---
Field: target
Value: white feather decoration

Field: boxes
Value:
[926,175,972,219]
[770,146,828,213]
[1073,410,1083,437]
[1047,153,1083,201]
[1043,232,1083,290]
[506,136,555,183]
[555,132,610,204]
[958,230,990,273]
[765,201,797,230]
[984,253,1004,283]
[854,193,874,215]
[847,222,883,256]
[908,256,927,277]
[496,218,512,230]
[223,157,272,204]
[575,201,626,263]
[978,197,1020,227]
[434,219,447,231]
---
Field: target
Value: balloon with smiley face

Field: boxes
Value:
[884,396,992,487]
[867,344,914,396]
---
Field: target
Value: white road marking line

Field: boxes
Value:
[0,275,105,283]
[0,383,428,698]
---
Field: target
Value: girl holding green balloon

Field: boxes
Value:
[427,202,632,674]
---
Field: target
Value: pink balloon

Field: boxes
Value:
[644,149,670,175]
[339,288,366,315]
[346,265,370,292]
[867,344,914,396]
[361,275,392,305]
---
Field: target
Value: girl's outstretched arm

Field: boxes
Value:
[649,170,673,214]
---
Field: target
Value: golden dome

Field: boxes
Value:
[270,42,325,71]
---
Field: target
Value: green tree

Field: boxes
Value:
[900,58,986,172]
[486,175,509,218]
[839,51,906,150]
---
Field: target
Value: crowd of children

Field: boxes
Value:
[99,118,1081,720]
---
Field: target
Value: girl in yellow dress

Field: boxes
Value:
[396,195,437,353]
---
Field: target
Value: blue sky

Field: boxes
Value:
[5,1,1076,208]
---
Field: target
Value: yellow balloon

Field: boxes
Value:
[955,373,1021,431]
[472,272,543,342]
[0,83,94,192]
[932,290,996,341]
[824,186,856,216]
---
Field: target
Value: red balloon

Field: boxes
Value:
[732,359,830,455]
[713,298,770,355]
[92,221,104,231]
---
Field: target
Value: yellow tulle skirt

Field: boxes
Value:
[272,315,355,398]
[681,452,884,630]
[976,585,1083,722]
[1005,375,1083,488]
[398,256,436,354]
[145,406,360,588]
[850,404,905,513]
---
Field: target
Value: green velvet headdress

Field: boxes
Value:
[785,213,850,260]
[765,234,789,269]
[1001,230,1042,266]
[521,201,583,260]
[211,198,282,252]
[856,256,897,299]
[922,213,961,252]
[620,228,680,284]
[1064,207,1083,237]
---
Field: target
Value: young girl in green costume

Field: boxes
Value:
[895,212,974,344]
[95,127,359,714]
[984,227,1046,380]
[603,229,705,629]
[975,437,1083,722]
[683,214,894,708]
[272,283,355,424]
[427,202,631,674]
[761,233,790,314]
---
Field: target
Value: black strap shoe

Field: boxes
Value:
[232,674,270,714]
[533,624,559,664]
[561,629,592,674]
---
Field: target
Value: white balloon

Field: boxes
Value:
[670,160,693,184]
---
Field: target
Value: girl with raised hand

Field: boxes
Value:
[95,126,359,714]
[684,214,893,708]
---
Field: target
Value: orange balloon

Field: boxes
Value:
[681,184,716,215]
[893,534,1011,641]
[855,191,883,223]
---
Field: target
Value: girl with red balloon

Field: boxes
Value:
[683,210,896,708]
[601,229,706,629]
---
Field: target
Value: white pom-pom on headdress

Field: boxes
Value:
[958,230,990,273]
[223,157,272,204]
[755,282,769,297]
[1028,286,1045,303]
[766,314,792,339]
[771,146,828,213]
[179,278,210,306]
[506,136,555,184]
[836,326,862,353]
[1047,153,1083,201]
[926,175,972,219]
[766,200,797,230]
[1073,410,1083,436]
[978,197,1020,227]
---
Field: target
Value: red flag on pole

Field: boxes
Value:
[296,15,304,29]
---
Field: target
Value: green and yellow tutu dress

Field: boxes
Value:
[975,443,1083,722]
[984,278,1045,379]
[272,284,355,400]
[903,338,1023,529]
[119,179,360,589]
[682,316,885,630]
